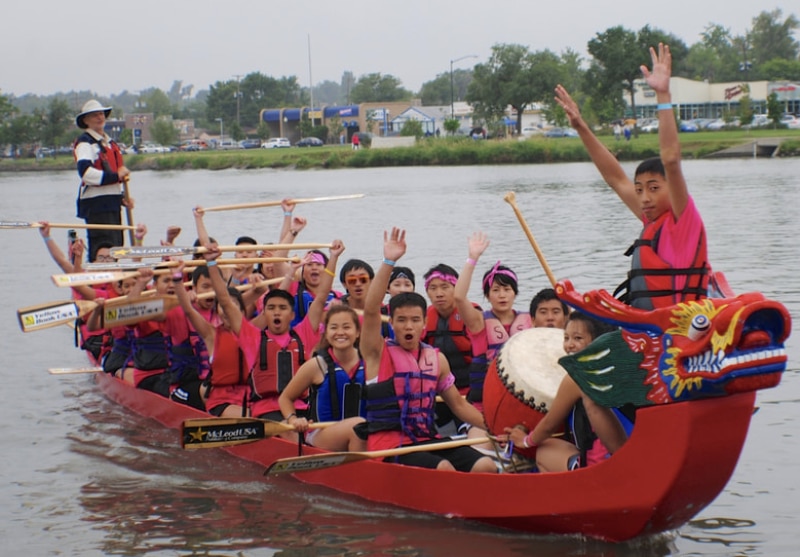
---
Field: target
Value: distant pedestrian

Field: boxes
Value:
[613,123,622,140]
[352,133,360,150]
[623,125,632,141]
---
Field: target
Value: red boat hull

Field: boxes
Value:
[96,372,756,541]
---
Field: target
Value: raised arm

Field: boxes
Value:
[193,206,211,247]
[554,85,638,216]
[454,232,489,334]
[641,43,688,218]
[206,243,244,334]
[362,228,406,376]
[305,239,344,331]
[173,262,215,351]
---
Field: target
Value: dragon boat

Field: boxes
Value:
[94,279,791,542]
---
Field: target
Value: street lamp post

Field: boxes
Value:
[450,54,478,121]
[215,118,223,146]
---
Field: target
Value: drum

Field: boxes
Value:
[482,327,566,440]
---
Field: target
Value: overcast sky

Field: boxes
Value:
[2,1,792,98]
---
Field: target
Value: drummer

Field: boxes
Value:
[453,231,531,408]
[360,227,497,474]
[506,311,628,472]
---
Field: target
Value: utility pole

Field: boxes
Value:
[233,74,243,127]
[307,34,315,127]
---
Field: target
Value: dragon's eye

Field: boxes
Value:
[688,314,711,341]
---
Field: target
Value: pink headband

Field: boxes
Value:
[482,261,517,290]
[308,252,326,265]
[424,271,458,290]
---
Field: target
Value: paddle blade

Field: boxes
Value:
[102,295,179,327]
[266,453,356,475]
[52,271,136,287]
[49,367,103,375]
[17,300,96,332]
[182,418,274,449]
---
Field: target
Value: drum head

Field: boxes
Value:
[483,327,566,437]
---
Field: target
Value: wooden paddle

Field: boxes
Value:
[53,258,296,286]
[121,178,135,246]
[49,367,103,375]
[203,193,365,213]
[265,436,494,475]
[181,417,334,449]
[0,221,135,231]
[17,299,98,332]
[101,294,180,328]
[503,191,557,287]
[110,244,331,259]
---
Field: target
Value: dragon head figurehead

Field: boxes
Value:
[555,278,791,407]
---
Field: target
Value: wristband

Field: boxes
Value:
[466,257,477,266]
[522,433,537,449]
[42,236,52,242]
[284,211,293,217]
[383,258,396,267]
[324,268,335,277]
[285,413,296,421]
[206,260,217,267]
[657,103,673,111]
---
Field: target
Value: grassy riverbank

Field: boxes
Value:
[4,129,799,173]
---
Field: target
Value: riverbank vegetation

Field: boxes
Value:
[3,129,799,173]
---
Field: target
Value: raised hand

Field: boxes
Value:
[203,242,222,262]
[640,43,672,95]
[554,85,584,128]
[330,238,345,258]
[467,231,490,260]
[383,227,406,262]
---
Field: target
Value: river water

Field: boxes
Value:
[1,159,798,556]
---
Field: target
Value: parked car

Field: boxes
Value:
[678,120,699,132]
[218,140,241,150]
[639,119,659,133]
[239,138,262,149]
[781,114,800,129]
[520,126,542,137]
[295,137,324,147]
[262,137,291,149]
[743,114,769,129]
[543,127,578,138]
[138,143,169,153]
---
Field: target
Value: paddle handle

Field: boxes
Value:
[46,223,136,231]
[203,194,364,212]
[122,179,135,245]
[503,192,557,287]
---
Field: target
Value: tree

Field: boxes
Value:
[314,80,342,105]
[587,25,687,121]
[38,98,72,148]
[759,58,800,81]
[350,73,412,103]
[400,119,423,139]
[749,9,800,66]
[766,92,782,126]
[686,24,740,82]
[150,118,179,146]
[142,88,173,118]
[327,115,344,143]
[443,118,460,135]
[467,44,564,134]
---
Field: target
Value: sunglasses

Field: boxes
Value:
[345,274,370,286]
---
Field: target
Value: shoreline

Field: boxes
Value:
[3,132,798,173]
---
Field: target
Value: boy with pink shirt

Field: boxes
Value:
[555,43,710,309]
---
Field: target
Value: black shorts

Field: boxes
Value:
[387,438,485,472]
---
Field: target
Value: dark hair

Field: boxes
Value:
[389,266,415,287]
[529,287,568,316]
[423,263,458,282]
[481,264,519,297]
[634,157,665,179]
[339,258,374,284]
[262,288,295,307]
[566,310,617,340]
[389,291,427,316]
[192,265,210,285]
[235,235,257,245]
[317,305,360,352]
[91,241,115,262]
[193,237,216,260]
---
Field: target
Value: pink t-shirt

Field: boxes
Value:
[643,196,706,291]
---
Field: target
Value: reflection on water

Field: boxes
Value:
[3,160,799,555]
